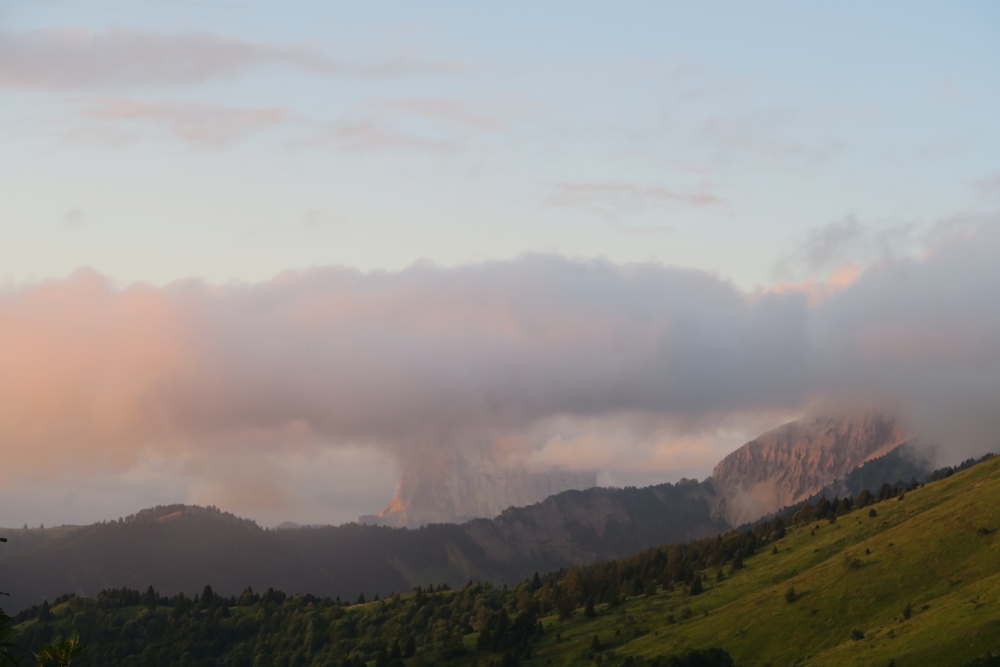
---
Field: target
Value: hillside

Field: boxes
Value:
[9,450,1000,666]
[0,478,723,614]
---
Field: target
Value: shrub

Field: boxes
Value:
[784,586,796,603]
[842,553,862,569]
[851,629,865,641]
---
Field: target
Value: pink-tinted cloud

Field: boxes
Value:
[0,28,460,91]
[77,98,292,147]
[766,263,861,306]
[0,221,998,508]
[367,97,506,131]
[297,97,509,154]
[0,28,334,89]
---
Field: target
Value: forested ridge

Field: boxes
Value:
[0,479,724,617]
[9,450,1000,667]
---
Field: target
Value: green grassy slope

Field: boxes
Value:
[534,454,1000,666]
[10,455,999,667]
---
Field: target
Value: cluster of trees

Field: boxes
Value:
[15,577,736,667]
[525,512,789,615]
[16,578,557,667]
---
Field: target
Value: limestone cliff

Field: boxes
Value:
[361,445,596,528]
[712,411,906,526]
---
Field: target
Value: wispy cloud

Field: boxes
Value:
[304,118,456,153]
[0,28,461,91]
[799,216,865,270]
[775,215,925,279]
[73,98,293,147]
[698,110,842,171]
[366,97,506,131]
[296,96,510,154]
[54,94,503,151]
[547,181,727,221]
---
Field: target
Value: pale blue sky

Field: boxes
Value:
[3,1,998,288]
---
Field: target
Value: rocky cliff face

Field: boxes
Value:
[361,444,596,528]
[712,411,906,526]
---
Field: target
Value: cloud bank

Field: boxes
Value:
[1,221,997,520]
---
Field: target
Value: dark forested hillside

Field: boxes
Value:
[0,479,725,614]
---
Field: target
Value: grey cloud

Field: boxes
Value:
[547,181,727,220]
[0,221,997,493]
[801,216,865,269]
[777,216,925,279]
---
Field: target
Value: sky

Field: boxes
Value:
[1,1,999,527]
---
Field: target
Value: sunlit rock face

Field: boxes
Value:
[712,411,906,526]
[360,445,596,528]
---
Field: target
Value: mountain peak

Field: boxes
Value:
[712,411,906,525]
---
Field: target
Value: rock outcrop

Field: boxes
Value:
[361,444,596,528]
[712,411,906,526]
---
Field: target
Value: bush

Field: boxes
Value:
[851,629,865,641]
[869,509,877,517]
[784,586,796,603]
[842,553,862,569]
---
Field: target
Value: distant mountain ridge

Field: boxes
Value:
[0,478,721,614]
